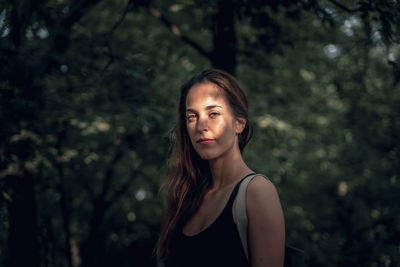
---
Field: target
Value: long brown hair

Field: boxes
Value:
[156,69,252,259]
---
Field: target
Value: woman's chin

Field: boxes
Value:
[197,151,219,161]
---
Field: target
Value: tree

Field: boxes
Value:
[1,0,399,266]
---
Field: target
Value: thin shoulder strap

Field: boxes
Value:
[235,174,268,261]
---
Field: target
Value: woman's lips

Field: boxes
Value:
[197,138,215,144]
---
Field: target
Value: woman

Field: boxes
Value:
[156,69,285,267]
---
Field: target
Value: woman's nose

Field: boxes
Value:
[196,115,208,132]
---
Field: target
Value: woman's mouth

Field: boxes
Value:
[197,138,215,145]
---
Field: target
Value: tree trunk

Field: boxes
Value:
[56,122,75,267]
[7,174,40,267]
[81,198,107,267]
[211,0,237,75]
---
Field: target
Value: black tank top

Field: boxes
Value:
[165,174,254,267]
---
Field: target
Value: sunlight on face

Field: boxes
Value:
[185,83,244,161]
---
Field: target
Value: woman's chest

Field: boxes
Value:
[170,220,249,267]
[183,188,234,236]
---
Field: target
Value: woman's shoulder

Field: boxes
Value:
[246,174,280,208]
[247,174,276,192]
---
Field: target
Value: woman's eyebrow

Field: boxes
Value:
[186,105,223,113]
[205,105,222,110]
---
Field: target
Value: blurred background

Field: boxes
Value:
[1,0,399,266]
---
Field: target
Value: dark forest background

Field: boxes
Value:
[1,0,400,266]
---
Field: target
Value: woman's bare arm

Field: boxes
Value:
[247,175,285,267]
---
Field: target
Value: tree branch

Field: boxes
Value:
[2,191,13,203]
[0,169,24,179]
[79,172,96,201]
[147,6,211,59]
[103,0,133,71]
[327,0,363,13]
[99,148,124,201]
[59,0,102,29]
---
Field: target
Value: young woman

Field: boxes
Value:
[156,69,285,267]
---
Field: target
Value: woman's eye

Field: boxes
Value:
[209,112,220,118]
[187,114,196,121]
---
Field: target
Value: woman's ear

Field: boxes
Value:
[235,117,247,134]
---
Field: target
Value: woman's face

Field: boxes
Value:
[185,82,245,161]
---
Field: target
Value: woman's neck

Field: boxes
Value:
[208,150,252,190]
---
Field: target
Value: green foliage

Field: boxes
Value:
[1,0,399,266]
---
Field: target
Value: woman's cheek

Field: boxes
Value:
[211,119,226,138]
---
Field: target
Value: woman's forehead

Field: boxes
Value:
[186,82,226,107]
